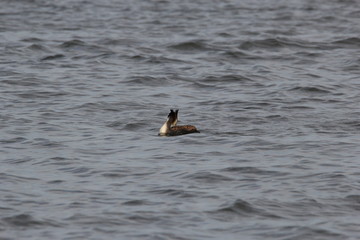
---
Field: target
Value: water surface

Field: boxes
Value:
[1,0,360,239]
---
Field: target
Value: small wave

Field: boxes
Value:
[221,166,287,176]
[122,199,155,206]
[218,199,258,215]
[0,173,40,182]
[288,86,332,94]
[124,76,170,87]
[74,102,120,112]
[184,171,233,183]
[100,38,141,46]
[17,91,68,99]
[106,121,123,128]
[306,118,360,134]
[239,38,286,50]
[190,82,217,90]
[4,157,33,164]
[102,171,128,178]
[265,114,288,121]
[31,138,64,148]
[58,167,92,174]
[295,51,323,58]
[151,188,197,198]
[150,93,170,98]
[344,195,360,210]
[125,54,183,64]
[21,37,43,43]
[283,105,315,110]
[0,137,27,144]
[2,77,43,87]
[59,39,111,54]
[107,120,145,131]
[59,39,86,48]
[125,214,161,224]
[41,54,65,61]
[343,120,360,129]
[202,74,252,83]
[2,214,60,227]
[280,226,345,239]
[144,56,189,64]
[47,180,65,184]
[239,38,318,50]
[211,199,281,219]
[0,70,21,77]
[27,44,49,52]
[220,50,252,59]
[122,123,142,131]
[332,37,360,48]
[168,40,208,52]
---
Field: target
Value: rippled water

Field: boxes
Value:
[1,0,360,239]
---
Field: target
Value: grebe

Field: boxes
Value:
[159,109,199,136]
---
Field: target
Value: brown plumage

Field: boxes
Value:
[159,109,199,136]
[167,125,199,136]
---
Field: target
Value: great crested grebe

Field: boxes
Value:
[159,109,199,136]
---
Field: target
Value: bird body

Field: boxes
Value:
[159,109,199,136]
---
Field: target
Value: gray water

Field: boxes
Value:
[1,0,360,239]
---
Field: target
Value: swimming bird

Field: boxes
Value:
[159,109,199,136]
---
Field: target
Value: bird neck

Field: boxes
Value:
[159,118,171,135]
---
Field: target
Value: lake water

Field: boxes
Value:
[1,0,360,239]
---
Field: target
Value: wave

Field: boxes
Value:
[17,91,68,99]
[151,188,198,198]
[59,39,86,48]
[124,76,171,87]
[58,39,112,55]
[2,77,45,87]
[41,54,65,61]
[0,172,40,182]
[332,37,360,48]
[121,123,142,131]
[238,37,345,51]
[21,37,44,43]
[211,199,281,219]
[168,40,209,52]
[184,171,234,183]
[74,102,120,112]
[0,137,27,144]
[221,166,288,176]
[220,50,252,59]
[239,38,317,50]
[217,199,259,215]
[122,199,155,206]
[201,74,252,83]
[27,43,49,52]
[288,86,333,94]
[2,214,61,227]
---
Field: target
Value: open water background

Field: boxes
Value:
[1,0,360,239]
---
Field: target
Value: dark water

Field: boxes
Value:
[1,0,360,239]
